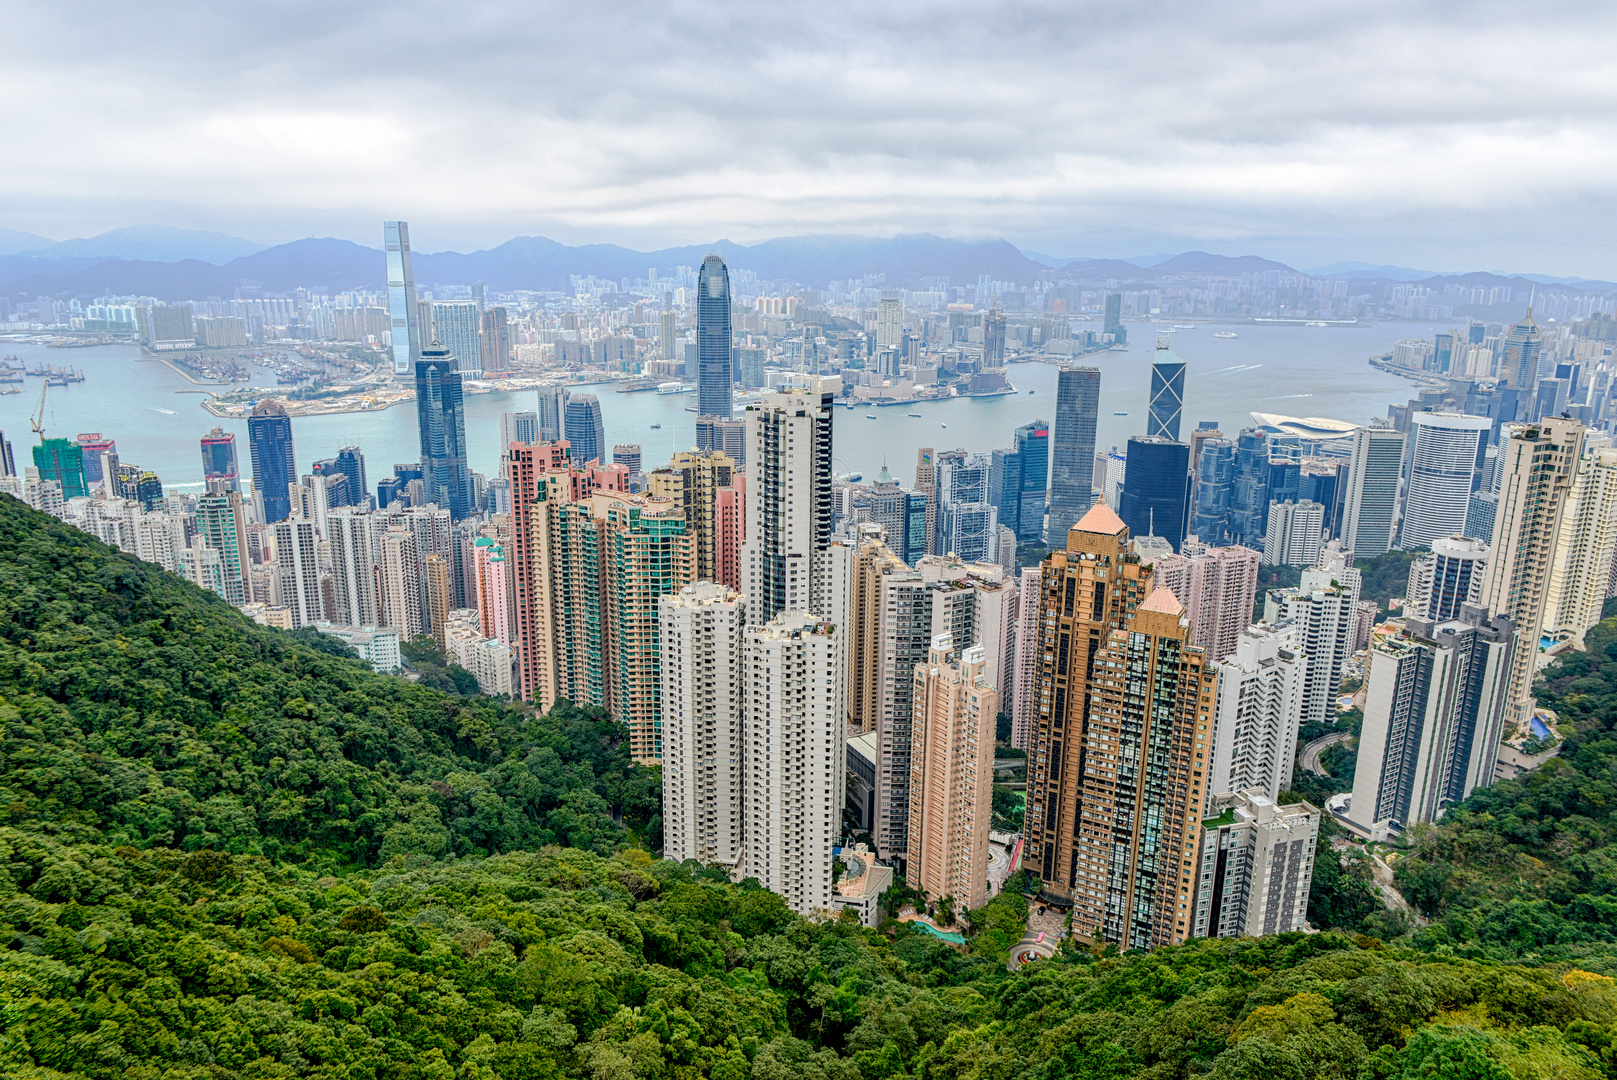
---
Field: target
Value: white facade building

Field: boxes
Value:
[1398,412,1491,549]
[1208,623,1305,804]
[1262,499,1325,567]
[1192,791,1318,939]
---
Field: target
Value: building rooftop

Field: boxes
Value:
[1074,501,1127,536]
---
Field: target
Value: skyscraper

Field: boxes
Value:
[535,385,568,443]
[1499,307,1545,390]
[1103,292,1124,344]
[248,400,296,523]
[1347,606,1517,837]
[1398,412,1491,549]
[500,411,541,449]
[695,416,746,466]
[1191,437,1236,544]
[1342,426,1406,558]
[1264,542,1362,730]
[1479,417,1584,726]
[1545,444,1617,647]
[196,491,250,606]
[1006,420,1050,540]
[271,518,323,627]
[1070,586,1211,949]
[906,634,998,912]
[1119,436,1190,552]
[1008,565,1041,750]
[1024,502,1152,903]
[327,508,382,627]
[431,301,483,377]
[1262,500,1326,566]
[661,582,746,869]
[696,254,733,421]
[380,528,424,638]
[1229,428,1271,548]
[743,611,845,915]
[200,427,239,492]
[384,221,422,377]
[414,342,473,520]
[1147,344,1186,441]
[480,306,510,373]
[563,393,605,465]
[741,378,836,625]
[982,308,1007,367]
[334,446,367,510]
[1150,540,1261,663]
[1208,623,1304,801]
[876,298,904,349]
[1411,534,1488,622]
[1046,366,1100,543]
[648,449,739,584]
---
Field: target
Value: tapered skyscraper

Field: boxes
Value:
[696,254,733,422]
[384,221,422,377]
[1147,344,1186,441]
[1046,366,1100,543]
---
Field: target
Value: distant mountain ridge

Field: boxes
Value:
[3,228,1615,299]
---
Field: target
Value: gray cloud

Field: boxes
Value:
[6,0,1617,274]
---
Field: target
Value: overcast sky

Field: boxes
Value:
[6,1,1617,274]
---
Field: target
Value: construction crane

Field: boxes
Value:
[30,380,47,442]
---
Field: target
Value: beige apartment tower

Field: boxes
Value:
[1023,502,1153,903]
[1479,417,1585,725]
[1069,587,1212,950]
[906,634,999,913]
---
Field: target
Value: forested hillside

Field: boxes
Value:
[4,494,1617,1079]
[0,496,660,864]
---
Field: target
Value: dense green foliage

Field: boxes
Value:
[1354,549,1423,614]
[6,837,1617,1080]
[0,496,659,866]
[1394,611,1617,968]
[5,499,1617,1079]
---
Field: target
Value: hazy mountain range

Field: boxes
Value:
[1,225,1612,301]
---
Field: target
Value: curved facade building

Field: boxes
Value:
[564,393,606,466]
[696,255,733,421]
[1398,412,1491,550]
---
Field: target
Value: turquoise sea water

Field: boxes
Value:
[0,321,1450,490]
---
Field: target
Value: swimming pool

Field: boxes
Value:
[908,920,967,944]
[1529,714,1552,739]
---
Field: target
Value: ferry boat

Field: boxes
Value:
[650,423,662,429]
[1174,324,1197,330]
[844,473,863,483]
[908,412,922,417]
[1108,343,1130,351]
[1306,320,1329,327]
[656,381,686,394]
[1214,331,1238,339]
[1113,411,1129,416]
[940,423,947,429]
[866,414,877,419]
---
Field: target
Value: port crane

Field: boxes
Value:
[30,380,47,442]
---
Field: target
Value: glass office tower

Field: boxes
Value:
[414,343,473,520]
[385,221,423,377]
[696,254,733,422]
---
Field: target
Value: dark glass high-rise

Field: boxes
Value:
[1046,367,1100,544]
[1119,436,1191,552]
[248,400,296,522]
[414,342,473,520]
[695,254,733,424]
[564,394,605,466]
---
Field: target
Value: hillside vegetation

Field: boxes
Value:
[4,495,1617,1079]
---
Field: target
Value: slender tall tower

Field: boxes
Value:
[741,378,837,624]
[1046,366,1101,543]
[414,342,473,520]
[384,221,422,377]
[563,394,605,466]
[696,254,733,423]
[1071,586,1211,949]
[1023,502,1153,902]
[1147,343,1186,442]
[248,400,296,524]
[1209,623,1304,802]
[1481,418,1585,725]
[327,507,381,627]
[200,427,240,493]
[744,611,845,915]
[661,582,747,869]
[1545,444,1617,648]
[1342,426,1405,558]
[906,635,999,912]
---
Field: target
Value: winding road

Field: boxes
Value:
[1300,731,1354,777]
